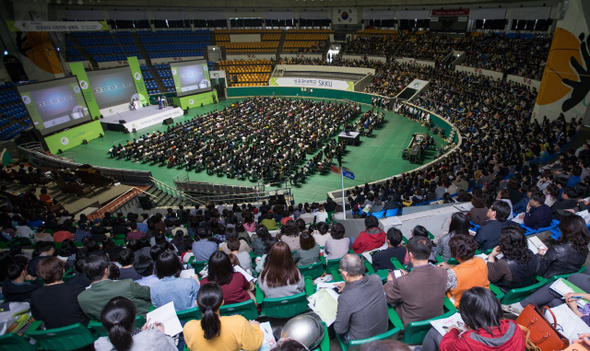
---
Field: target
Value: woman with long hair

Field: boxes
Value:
[94,297,176,351]
[486,227,538,292]
[436,213,470,262]
[183,283,263,351]
[421,287,525,351]
[536,214,589,279]
[258,242,304,298]
[200,251,254,305]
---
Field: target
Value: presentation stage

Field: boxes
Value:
[170,60,211,97]
[86,66,137,109]
[17,77,92,136]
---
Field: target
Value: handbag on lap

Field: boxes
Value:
[516,304,570,351]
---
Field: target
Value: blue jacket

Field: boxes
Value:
[523,204,552,229]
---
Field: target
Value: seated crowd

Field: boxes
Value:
[343,31,550,80]
[2,180,590,350]
[108,97,358,183]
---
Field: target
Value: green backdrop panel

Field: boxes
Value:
[127,56,150,106]
[44,120,104,154]
[172,90,218,109]
[69,62,101,118]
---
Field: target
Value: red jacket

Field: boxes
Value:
[440,320,525,351]
[351,228,386,253]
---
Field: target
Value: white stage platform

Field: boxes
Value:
[100,105,184,132]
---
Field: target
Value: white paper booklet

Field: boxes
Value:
[528,236,548,254]
[179,268,195,279]
[308,288,339,326]
[146,301,183,336]
[259,321,276,348]
[550,278,589,308]
[511,213,525,225]
[234,265,256,282]
[361,244,387,264]
[430,312,467,336]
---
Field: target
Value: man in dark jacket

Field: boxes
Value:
[522,191,552,229]
[474,201,511,251]
[551,187,580,220]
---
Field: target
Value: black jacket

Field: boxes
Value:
[496,256,539,292]
[537,242,587,279]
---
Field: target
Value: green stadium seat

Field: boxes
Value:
[0,333,37,351]
[491,279,549,305]
[176,306,203,322]
[25,321,96,351]
[298,261,326,280]
[256,286,309,319]
[219,299,258,320]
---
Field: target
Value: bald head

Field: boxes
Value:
[340,253,364,277]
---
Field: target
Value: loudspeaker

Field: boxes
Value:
[119,120,126,124]
[163,118,174,125]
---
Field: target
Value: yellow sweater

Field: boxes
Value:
[447,257,490,307]
[183,315,263,351]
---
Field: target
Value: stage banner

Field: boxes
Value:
[44,120,104,154]
[269,77,354,91]
[8,20,108,32]
[127,56,149,106]
[172,91,218,110]
[69,62,101,118]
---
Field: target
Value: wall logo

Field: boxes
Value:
[171,69,177,75]
[134,72,141,81]
[188,99,194,105]
[413,82,422,88]
[73,86,81,93]
[22,96,31,104]
[79,81,88,90]
[61,137,69,145]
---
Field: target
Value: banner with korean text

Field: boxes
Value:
[269,77,354,91]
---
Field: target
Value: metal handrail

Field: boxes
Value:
[18,143,153,185]
[150,176,207,206]
[87,187,143,220]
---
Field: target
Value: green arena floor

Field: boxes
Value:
[65,97,447,204]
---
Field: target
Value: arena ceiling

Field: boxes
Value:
[55,0,559,10]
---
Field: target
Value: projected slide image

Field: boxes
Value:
[177,65,209,92]
[17,77,92,136]
[28,84,87,129]
[171,61,212,97]
[87,67,137,109]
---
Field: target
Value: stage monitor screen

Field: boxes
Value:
[17,77,92,136]
[170,60,211,97]
[86,66,137,109]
